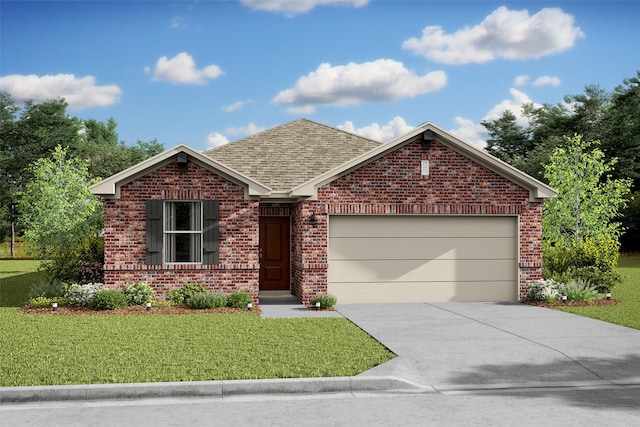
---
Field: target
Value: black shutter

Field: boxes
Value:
[146,199,163,265]
[203,200,219,264]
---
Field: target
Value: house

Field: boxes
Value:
[90,119,556,305]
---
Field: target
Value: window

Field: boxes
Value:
[146,199,219,265]
[165,201,202,263]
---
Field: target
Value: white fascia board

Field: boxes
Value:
[90,144,271,198]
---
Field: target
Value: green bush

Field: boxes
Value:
[122,282,155,306]
[310,293,337,309]
[186,291,228,309]
[28,278,67,299]
[560,279,600,302]
[90,289,128,311]
[561,266,622,294]
[166,283,207,305]
[227,290,253,309]
[27,296,67,308]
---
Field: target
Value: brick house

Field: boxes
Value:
[90,119,556,305]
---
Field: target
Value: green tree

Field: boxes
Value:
[481,109,532,166]
[18,146,102,281]
[543,134,631,246]
[0,94,84,255]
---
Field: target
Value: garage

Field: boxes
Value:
[328,215,518,303]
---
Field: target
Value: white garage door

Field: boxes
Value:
[328,215,518,303]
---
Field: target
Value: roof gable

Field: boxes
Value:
[90,144,271,198]
[292,122,557,201]
[203,118,380,193]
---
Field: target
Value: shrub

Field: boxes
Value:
[77,261,104,285]
[65,283,104,306]
[227,290,253,309]
[561,266,622,294]
[166,283,207,305]
[28,278,66,299]
[186,291,228,309]
[90,289,128,310]
[27,296,67,308]
[122,282,155,306]
[310,293,337,309]
[525,279,561,302]
[560,279,600,302]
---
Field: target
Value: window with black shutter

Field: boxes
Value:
[145,199,219,265]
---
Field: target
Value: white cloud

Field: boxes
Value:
[0,74,121,110]
[448,117,489,149]
[206,132,230,149]
[338,116,413,142]
[224,122,265,136]
[402,6,584,64]
[222,99,255,113]
[273,59,447,113]
[149,52,223,84]
[533,75,561,86]
[514,75,529,86]
[449,88,540,150]
[241,0,368,16]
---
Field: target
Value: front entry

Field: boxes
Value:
[259,216,291,291]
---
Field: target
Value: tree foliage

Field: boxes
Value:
[543,135,631,246]
[0,92,164,253]
[18,146,102,279]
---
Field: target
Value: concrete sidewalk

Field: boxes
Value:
[2,302,639,403]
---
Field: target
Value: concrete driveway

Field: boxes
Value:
[338,302,640,391]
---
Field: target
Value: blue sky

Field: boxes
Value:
[1,0,638,152]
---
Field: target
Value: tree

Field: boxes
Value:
[0,94,84,255]
[482,110,532,164]
[603,71,640,188]
[543,134,631,247]
[18,145,102,281]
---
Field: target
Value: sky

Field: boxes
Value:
[1,0,639,153]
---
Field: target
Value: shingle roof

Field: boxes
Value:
[203,118,381,192]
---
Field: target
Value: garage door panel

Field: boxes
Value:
[330,237,516,260]
[328,215,518,303]
[328,259,516,282]
[329,216,515,238]
[327,282,516,303]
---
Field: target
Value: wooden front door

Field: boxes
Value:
[259,217,291,291]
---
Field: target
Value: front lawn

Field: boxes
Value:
[0,259,45,307]
[0,308,394,387]
[552,253,640,329]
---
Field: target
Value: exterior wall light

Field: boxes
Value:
[310,212,318,228]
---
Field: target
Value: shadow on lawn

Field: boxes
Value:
[443,353,640,411]
[0,271,47,307]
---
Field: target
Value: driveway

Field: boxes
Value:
[337,302,640,391]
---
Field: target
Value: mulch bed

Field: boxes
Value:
[20,305,262,316]
[522,299,621,308]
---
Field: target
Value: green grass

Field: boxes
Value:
[0,259,46,307]
[552,253,640,329]
[0,308,394,387]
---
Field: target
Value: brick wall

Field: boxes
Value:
[103,160,260,300]
[296,137,544,300]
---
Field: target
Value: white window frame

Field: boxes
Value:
[163,201,203,264]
